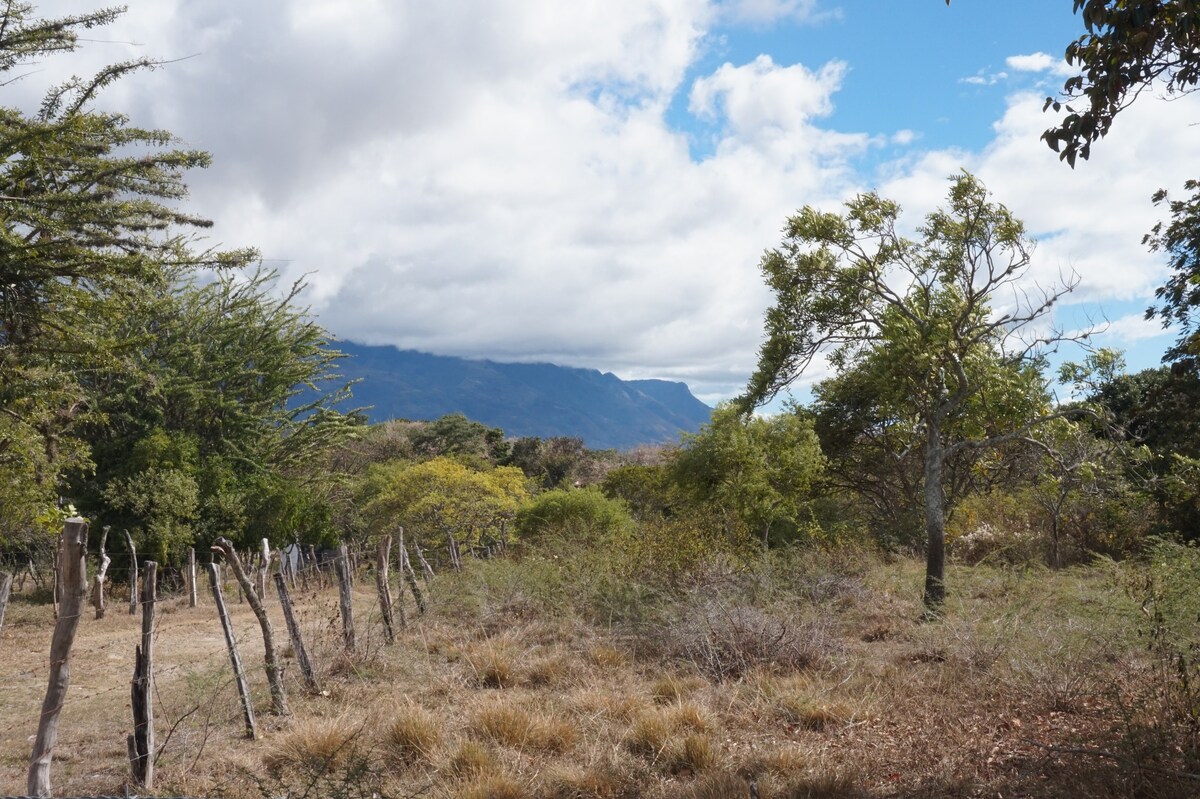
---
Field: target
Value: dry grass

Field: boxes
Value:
[382,704,442,768]
[0,554,1191,799]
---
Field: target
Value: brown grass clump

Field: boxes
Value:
[584,643,629,669]
[665,733,717,774]
[772,693,850,732]
[446,740,498,780]
[465,641,519,688]
[383,704,442,767]
[539,763,628,799]
[624,712,672,758]
[261,716,362,775]
[455,773,529,799]
[472,703,578,753]
[651,674,705,704]
[668,702,711,733]
[524,654,570,687]
[570,689,648,723]
[667,771,752,799]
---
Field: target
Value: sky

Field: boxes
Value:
[22,0,1200,405]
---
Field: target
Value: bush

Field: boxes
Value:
[513,488,632,549]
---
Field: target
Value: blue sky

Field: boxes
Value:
[30,0,1200,404]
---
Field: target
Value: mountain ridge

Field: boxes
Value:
[335,341,713,450]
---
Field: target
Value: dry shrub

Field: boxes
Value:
[667,602,840,679]
[446,740,498,779]
[383,704,442,768]
[472,703,578,753]
[456,773,529,799]
[262,715,362,776]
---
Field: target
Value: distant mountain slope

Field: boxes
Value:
[336,341,712,450]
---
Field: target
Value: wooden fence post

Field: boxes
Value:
[375,535,396,643]
[123,529,139,615]
[256,538,270,601]
[92,526,110,620]
[207,563,257,739]
[398,528,425,615]
[128,561,157,789]
[212,538,290,715]
[0,570,13,636]
[335,543,355,652]
[187,547,197,608]
[273,567,318,692]
[27,518,89,799]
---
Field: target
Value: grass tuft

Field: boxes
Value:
[383,704,442,768]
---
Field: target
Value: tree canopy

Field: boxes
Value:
[741,172,1081,610]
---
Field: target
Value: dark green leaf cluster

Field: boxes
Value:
[1041,0,1200,167]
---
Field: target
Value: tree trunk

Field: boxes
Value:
[129,561,156,789]
[92,526,110,619]
[335,543,356,652]
[375,535,396,644]
[212,537,290,716]
[123,529,139,616]
[0,571,12,636]
[207,563,257,739]
[27,518,89,798]
[922,420,947,615]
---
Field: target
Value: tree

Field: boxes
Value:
[363,457,529,565]
[73,267,359,557]
[673,402,825,549]
[740,173,1082,611]
[0,3,253,541]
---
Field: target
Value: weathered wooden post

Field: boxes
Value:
[256,538,270,601]
[414,542,435,583]
[128,561,157,789]
[375,535,396,643]
[207,562,257,739]
[212,538,289,715]
[27,518,89,799]
[0,570,14,636]
[123,529,139,615]
[335,543,355,652]
[398,528,425,615]
[273,563,318,692]
[92,526,110,620]
[187,547,197,608]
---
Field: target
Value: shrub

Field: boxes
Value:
[513,488,632,549]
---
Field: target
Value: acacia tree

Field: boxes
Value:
[740,173,1084,611]
[0,3,253,544]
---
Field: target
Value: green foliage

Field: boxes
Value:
[409,413,507,464]
[513,487,633,548]
[0,3,255,541]
[1039,1,1200,167]
[600,463,682,520]
[363,457,530,552]
[1146,180,1200,362]
[74,267,358,555]
[502,435,597,489]
[673,403,825,548]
